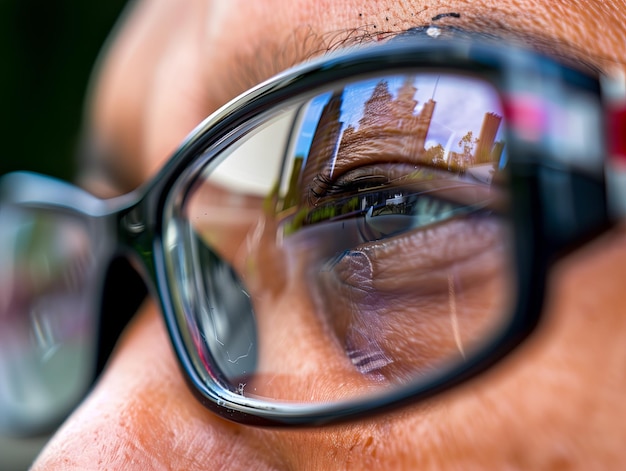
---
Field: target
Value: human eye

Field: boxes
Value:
[176,70,516,402]
[306,163,499,242]
[273,74,513,382]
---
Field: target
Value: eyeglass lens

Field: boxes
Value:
[0,207,99,434]
[168,71,517,405]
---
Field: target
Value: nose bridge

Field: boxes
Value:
[93,188,162,376]
[114,187,160,283]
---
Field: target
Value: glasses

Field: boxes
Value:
[1,35,624,436]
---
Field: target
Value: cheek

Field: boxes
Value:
[27,297,446,471]
[32,229,626,471]
[413,227,626,469]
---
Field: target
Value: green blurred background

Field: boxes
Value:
[0,0,129,181]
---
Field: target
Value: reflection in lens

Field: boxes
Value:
[168,72,516,405]
[0,207,99,435]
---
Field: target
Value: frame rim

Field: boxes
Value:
[151,38,609,425]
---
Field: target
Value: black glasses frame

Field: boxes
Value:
[0,37,613,430]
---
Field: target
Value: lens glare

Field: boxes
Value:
[168,72,516,405]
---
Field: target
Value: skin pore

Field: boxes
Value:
[34,0,626,469]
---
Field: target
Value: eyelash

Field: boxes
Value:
[309,171,392,204]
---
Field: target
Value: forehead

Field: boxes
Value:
[85,0,625,195]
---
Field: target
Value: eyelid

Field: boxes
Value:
[311,163,505,213]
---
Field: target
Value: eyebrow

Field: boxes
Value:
[83,14,613,195]
[221,18,610,104]
[218,25,395,103]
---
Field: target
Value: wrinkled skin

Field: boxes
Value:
[33,0,626,469]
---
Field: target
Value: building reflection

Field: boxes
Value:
[283,76,505,212]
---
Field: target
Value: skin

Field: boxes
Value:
[33,0,626,469]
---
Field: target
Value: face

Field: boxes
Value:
[33,0,626,469]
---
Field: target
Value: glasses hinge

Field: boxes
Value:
[603,72,626,220]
